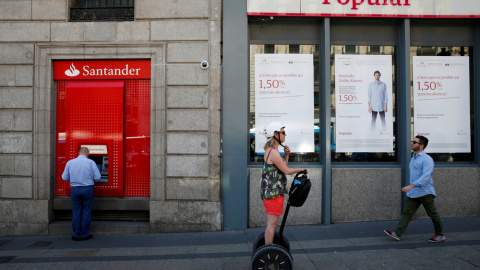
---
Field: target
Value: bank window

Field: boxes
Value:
[410,46,474,162]
[70,0,134,22]
[249,44,320,163]
[331,45,397,162]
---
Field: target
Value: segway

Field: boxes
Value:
[251,170,311,270]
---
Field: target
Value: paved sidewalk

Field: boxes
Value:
[1,217,479,269]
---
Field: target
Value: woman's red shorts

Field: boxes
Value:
[263,196,284,215]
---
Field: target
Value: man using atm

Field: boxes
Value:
[62,147,101,241]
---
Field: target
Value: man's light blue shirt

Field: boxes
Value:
[407,151,436,198]
[368,81,387,112]
[62,155,101,187]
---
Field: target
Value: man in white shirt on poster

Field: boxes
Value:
[368,70,388,132]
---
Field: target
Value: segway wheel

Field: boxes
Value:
[251,244,293,270]
[252,232,290,252]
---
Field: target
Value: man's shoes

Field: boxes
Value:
[82,234,93,240]
[72,236,82,241]
[384,229,401,241]
[428,234,446,243]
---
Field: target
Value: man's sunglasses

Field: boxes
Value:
[411,141,422,145]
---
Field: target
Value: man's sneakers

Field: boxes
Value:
[384,229,401,241]
[428,234,446,243]
[384,230,446,243]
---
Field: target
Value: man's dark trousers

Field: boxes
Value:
[71,186,94,238]
[395,194,444,237]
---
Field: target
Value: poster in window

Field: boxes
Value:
[412,56,471,153]
[254,54,315,153]
[335,54,394,153]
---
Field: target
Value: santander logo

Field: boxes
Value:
[65,63,80,77]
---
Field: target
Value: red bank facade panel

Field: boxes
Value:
[55,60,151,197]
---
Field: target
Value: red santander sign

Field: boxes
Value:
[54,60,151,80]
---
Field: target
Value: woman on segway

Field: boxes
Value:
[261,121,307,245]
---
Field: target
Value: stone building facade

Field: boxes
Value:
[0,0,222,236]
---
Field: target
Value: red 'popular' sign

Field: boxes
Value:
[54,60,151,80]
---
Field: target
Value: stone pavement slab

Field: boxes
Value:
[0,217,479,269]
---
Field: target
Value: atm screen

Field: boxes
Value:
[89,156,109,183]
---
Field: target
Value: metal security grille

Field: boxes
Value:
[70,0,134,21]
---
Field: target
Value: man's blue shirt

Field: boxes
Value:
[62,155,101,187]
[368,81,388,112]
[407,150,436,198]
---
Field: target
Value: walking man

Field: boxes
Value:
[384,135,445,243]
[62,147,101,241]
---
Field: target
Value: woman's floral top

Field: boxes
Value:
[261,150,287,200]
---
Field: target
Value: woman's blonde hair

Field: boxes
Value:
[263,133,277,151]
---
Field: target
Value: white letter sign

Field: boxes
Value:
[413,56,471,153]
[335,54,394,153]
[255,54,315,153]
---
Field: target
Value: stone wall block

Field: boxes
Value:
[84,46,118,56]
[0,88,34,108]
[209,153,221,180]
[136,0,209,19]
[150,201,221,232]
[167,87,209,108]
[211,0,222,21]
[12,200,49,223]
[210,109,220,133]
[151,20,209,41]
[166,64,209,85]
[0,66,15,87]
[154,109,165,133]
[0,133,33,153]
[210,20,221,43]
[210,42,221,72]
[1,177,32,199]
[153,86,166,111]
[0,201,13,223]
[116,21,150,41]
[15,66,34,87]
[166,179,209,200]
[0,44,34,64]
[0,155,32,176]
[0,0,31,20]
[15,155,33,176]
[166,109,209,131]
[0,111,15,131]
[166,155,209,177]
[0,156,15,175]
[167,42,209,63]
[167,133,209,154]
[150,177,165,201]
[152,152,165,179]
[153,132,165,159]
[151,63,166,94]
[209,178,221,202]
[32,0,68,21]
[12,223,48,236]
[84,22,116,41]
[0,23,50,42]
[332,168,401,223]
[0,110,33,131]
[15,110,33,131]
[210,132,221,157]
[51,23,85,42]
